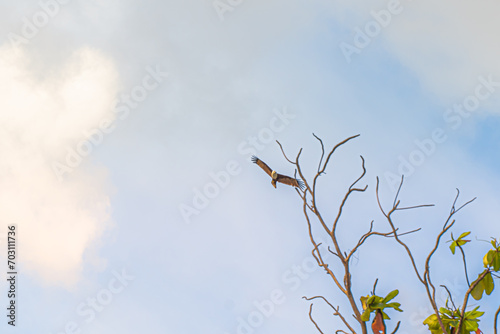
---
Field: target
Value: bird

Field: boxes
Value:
[251,156,305,190]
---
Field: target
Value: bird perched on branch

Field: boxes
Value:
[251,156,305,190]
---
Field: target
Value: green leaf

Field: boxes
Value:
[440,307,452,316]
[423,314,439,327]
[471,274,486,300]
[466,310,485,319]
[448,319,459,328]
[487,250,495,266]
[361,307,371,322]
[484,252,491,267]
[464,306,484,319]
[360,295,369,310]
[483,272,494,295]
[385,302,402,312]
[471,269,494,300]
[450,241,457,255]
[458,231,471,239]
[370,302,385,310]
[382,289,399,303]
[493,252,500,271]
[464,320,479,332]
[423,314,448,334]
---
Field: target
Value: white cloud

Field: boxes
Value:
[383,1,500,101]
[0,45,119,287]
[329,0,500,106]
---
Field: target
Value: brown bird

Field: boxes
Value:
[251,156,305,190]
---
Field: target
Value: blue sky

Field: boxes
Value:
[1,0,500,333]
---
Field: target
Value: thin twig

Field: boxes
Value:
[457,245,470,287]
[303,201,345,293]
[390,321,401,334]
[375,177,425,284]
[494,305,500,334]
[393,175,404,208]
[302,295,357,333]
[317,134,360,175]
[312,133,325,174]
[307,303,325,334]
[286,135,366,334]
[376,176,458,334]
[395,204,435,211]
[276,140,296,164]
[332,157,367,236]
[422,190,475,334]
[372,278,379,295]
[440,285,457,310]
[345,222,420,263]
[303,295,337,310]
[456,269,490,334]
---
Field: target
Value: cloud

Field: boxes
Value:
[0,45,119,287]
[328,0,500,106]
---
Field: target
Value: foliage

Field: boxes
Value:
[360,290,403,322]
[448,231,471,255]
[483,238,500,271]
[423,306,483,334]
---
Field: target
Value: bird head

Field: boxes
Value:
[271,170,277,180]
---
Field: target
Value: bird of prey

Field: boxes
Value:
[251,156,305,190]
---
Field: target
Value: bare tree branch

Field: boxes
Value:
[276,140,296,165]
[300,193,345,293]
[312,133,326,175]
[393,175,404,208]
[395,204,435,211]
[495,304,500,334]
[457,244,471,287]
[345,221,420,263]
[275,135,484,334]
[317,134,360,175]
[375,177,425,284]
[440,285,457,310]
[332,156,367,237]
[291,134,367,334]
[377,176,443,331]
[423,190,475,334]
[307,303,325,334]
[390,321,401,334]
[377,178,477,334]
[303,295,337,310]
[372,278,379,295]
[456,269,490,334]
[303,295,357,334]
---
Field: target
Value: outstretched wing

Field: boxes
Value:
[276,174,305,190]
[251,156,273,177]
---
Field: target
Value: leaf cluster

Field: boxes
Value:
[471,238,500,300]
[360,290,402,322]
[449,232,471,255]
[423,306,483,334]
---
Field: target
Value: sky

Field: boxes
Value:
[1,0,500,333]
